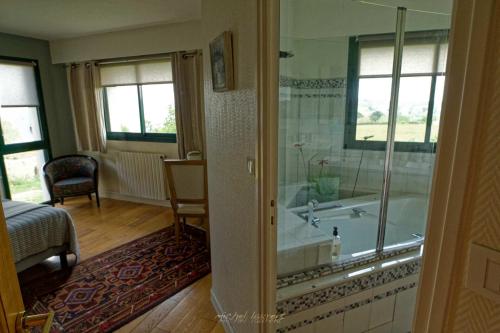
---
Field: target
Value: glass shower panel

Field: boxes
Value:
[277,0,396,276]
[384,10,451,249]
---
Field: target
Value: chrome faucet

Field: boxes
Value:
[307,200,320,227]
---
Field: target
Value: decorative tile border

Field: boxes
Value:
[276,258,420,316]
[280,92,345,99]
[279,76,347,89]
[277,243,422,289]
[277,282,417,333]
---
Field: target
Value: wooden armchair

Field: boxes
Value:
[43,154,100,207]
[163,159,209,245]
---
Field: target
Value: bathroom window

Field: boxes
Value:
[344,30,448,152]
[100,58,177,143]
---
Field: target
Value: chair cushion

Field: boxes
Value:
[176,203,206,215]
[53,177,95,196]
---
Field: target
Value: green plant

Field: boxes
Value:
[145,105,177,133]
[369,110,384,123]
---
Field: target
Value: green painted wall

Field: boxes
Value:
[0,32,76,156]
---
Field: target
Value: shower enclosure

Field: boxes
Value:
[276,1,452,332]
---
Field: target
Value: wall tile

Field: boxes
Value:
[278,306,317,330]
[372,274,416,296]
[304,245,320,268]
[369,322,394,333]
[278,247,306,275]
[342,288,373,307]
[290,325,315,333]
[392,287,417,333]
[314,312,344,332]
[344,303,372,333]
[313,297,345,319]
[369,295,396,329]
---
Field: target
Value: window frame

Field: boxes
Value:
[0,55,52,200]
[344,30,449,153]
[103,80,177,143]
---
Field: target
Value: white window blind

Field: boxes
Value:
[359,40,448,76]
[401,43,436,74]
[99,58,173,87]
[359,45,394,76]
[0,62,39,106]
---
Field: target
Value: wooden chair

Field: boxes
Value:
[163,159,209,245]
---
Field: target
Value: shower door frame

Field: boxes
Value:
[356,5,446,255]
[376,6,407,252]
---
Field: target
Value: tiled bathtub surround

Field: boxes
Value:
[276,254,421,333]
[276,258,420,315]
[277,243,422,289]
[277,280,417,333]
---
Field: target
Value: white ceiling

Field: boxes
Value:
[0,0,201,41]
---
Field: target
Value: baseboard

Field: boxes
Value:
[211,289,236,333]
[100,191,171,208]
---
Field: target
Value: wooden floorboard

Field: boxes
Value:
[58,197,222,333]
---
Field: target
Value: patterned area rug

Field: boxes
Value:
[21,225,210,333]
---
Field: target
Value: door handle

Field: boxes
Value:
[16,310,54,333]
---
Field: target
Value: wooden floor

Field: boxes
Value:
[57,196,224,333]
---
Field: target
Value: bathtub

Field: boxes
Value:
[278,193,428,275]
[310,194,427,260]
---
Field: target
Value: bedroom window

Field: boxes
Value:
[0,57,52,203]
[100,58,177,143]
[344,30,448,152]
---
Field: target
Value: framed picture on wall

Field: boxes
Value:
[209,31,234,92]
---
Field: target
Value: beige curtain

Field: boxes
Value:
[172,51,205,159]
[67,62,107,153]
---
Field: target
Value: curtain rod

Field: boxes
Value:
[182,50,202,59]
[64,50,202,67]
[97,54,172,66]
[65,62,93,68]
[97,50,202,65]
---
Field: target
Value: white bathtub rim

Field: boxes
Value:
[276,249,422,302]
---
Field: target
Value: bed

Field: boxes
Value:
[3,200,80,272]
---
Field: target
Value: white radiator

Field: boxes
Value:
[116,151,167,200]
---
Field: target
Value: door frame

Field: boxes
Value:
[414,0,497,331]
[0,200,25,332]
[257,0,280,332]
[0,55,52,200]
